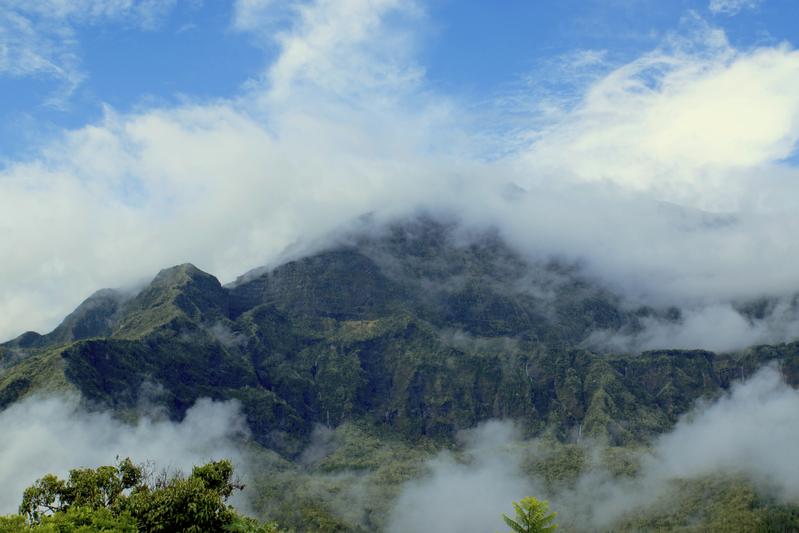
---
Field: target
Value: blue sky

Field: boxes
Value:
[3,0,799,345]
[3,0,798,162]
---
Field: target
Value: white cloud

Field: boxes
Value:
[709,0,762,16]
[2,4,799,355]
[517,23,799,208]
[264,0,423,102]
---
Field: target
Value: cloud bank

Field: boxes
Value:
[0,395,250,515]
[1,1,799,354]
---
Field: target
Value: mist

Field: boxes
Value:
[385,365,799,532]
[0,394,252,515]
[385,421,533,533]
[650,364,799,499]
[587,300,799,353]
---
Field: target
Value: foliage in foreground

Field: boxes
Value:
[501,496,557,533]
[0,458,286,533]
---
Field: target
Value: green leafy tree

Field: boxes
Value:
[19,457,142,523]
[4,458,287,533]
[501,496,558,533]
[1,506,138,532]
[123,461,243,532]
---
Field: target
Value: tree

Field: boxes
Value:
[20,457,142,522]
[123,461,242,532]
[501,496,558,533]
[5,458,286,533]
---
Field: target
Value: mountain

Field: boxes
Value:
[3,217,797,455]
[5,217,799,531]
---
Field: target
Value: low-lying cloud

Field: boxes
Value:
[651,364,799,499]
[386,421,534,533]
[0,395,251,515]
[387,365,799,532]
[588,301,799,353]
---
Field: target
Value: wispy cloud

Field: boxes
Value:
[232,0,282,32]
[244,0,425,105]
[709,0,763,16]
[0,0,178,106]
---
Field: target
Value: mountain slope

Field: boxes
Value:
[2,218,798,455]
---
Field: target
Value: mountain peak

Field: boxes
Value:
[151,263,213,287]
[113,263,228,338]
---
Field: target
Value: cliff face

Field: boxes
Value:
[2,218,798,454]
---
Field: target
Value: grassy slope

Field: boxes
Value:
[0,346,76,408]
